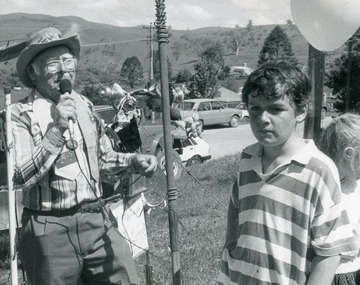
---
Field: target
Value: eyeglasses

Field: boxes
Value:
[45,58,77,73]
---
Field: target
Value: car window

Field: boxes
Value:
[182,139,193,147]
[182,102,195,111]
[211,101,223,110]
[235,103,247,110]
[198,102,210,111]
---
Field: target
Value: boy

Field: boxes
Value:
[218,61,359,285]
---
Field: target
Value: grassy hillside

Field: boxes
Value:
[0,13,346,93]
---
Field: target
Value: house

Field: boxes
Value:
[229,63,254,78]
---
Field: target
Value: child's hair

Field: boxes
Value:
[170,108,182,121]
[321,113,360,174]
[242,60,311,112]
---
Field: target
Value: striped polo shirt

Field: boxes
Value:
[219,140,360,285]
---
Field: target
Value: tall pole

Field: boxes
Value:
[5,87,18,285]
[345,39,353,113]
[304,44,325,145]
[143,23,154,83]
[154,1,181,284]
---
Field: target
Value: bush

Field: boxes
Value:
[0,232,9,270]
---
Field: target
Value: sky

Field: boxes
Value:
[0,0,293,30]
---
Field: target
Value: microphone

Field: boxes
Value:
[60,74,77,150]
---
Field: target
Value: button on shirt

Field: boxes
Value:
[11,90,136,211]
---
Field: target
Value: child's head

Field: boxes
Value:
[242,61,311,147]
[242,61,311,113]
[321,113,360,180]
[170,108,182,121]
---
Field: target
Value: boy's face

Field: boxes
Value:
[248,93,305,148]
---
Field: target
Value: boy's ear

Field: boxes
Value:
[342,147,354,161]
[296,105,308,123]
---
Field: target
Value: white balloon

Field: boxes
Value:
[291,0,360,52]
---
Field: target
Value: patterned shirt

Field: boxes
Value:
[218,140,360,285]
[335,182,360,274]
[11,90,136,211]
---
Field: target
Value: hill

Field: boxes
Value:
[0,13,346,93]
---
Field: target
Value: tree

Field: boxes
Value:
[230,25,244,56]
[258,26,298,66]
[325,36,360,113]
[286,19,294,26]
[175,68,192,83]
[192,42,224,98]
[246,20,253,32]
[120,56,144,88]
[229,25,256,56]
[171,41,184,61]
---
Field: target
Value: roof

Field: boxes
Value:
[218,87,241,101]
[183,98,219,102]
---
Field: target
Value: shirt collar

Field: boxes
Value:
[244,139,316,166]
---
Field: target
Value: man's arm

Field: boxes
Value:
[99,131,157,178]
[306,255,340,285]
[12,112,65,186]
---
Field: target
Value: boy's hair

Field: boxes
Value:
[242,61,311,112]
[321,113,360,171]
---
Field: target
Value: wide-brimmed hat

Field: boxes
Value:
[16,27,81,87]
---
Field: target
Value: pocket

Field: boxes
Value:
[23,214,47,237]
[54,150,81,180]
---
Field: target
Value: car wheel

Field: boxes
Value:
[229,116,240,128]
[156,148,183,179]
[242,116,249,123]
[186,155,202,167]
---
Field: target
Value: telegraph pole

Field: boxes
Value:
[143,23,154,83]
[304,44,325,145]
[345,38,353,113]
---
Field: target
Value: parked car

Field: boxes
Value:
[178,98,247,129]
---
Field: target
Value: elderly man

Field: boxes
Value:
[12,27,157,285]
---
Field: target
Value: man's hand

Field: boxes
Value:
[132,154,157,178]
[55,93,77,133]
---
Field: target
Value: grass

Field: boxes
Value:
[134,153,241,284]
[0,153,242,284]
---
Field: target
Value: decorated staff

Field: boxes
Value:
[155,0,181,284]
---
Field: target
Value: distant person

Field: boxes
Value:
[321,113,360,285]
[218,61,359,285]
[184,113,202,138]
[12,27,157,285]
[170,107,187,140]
